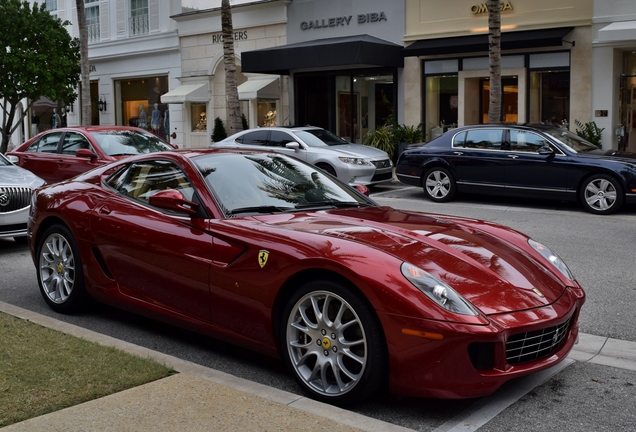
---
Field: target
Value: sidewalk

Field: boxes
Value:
[2,300,636,431]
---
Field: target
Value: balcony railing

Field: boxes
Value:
[130,14,149,36]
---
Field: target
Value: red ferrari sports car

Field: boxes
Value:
[28,148,585,405]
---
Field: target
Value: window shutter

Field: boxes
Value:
[149,0,159,32]
[116,0,126,38]
[100,1,110,40]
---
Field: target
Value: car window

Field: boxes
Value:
[89,130,173,156]
[461,129,503,150]
[269,131,296,147]
[107,160,194,204]
[238,130,269,146]
[61,132,92,155]
[510,130,550,153]
[301,128,349,145]
[26,132,62,153]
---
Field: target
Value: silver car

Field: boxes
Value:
[0,152,45,243]
[210,126,394,186]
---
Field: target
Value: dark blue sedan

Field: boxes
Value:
[395,124,636,215]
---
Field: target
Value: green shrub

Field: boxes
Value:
[574,120,604,147]
[393,123,424,144]
[363,124,398,158]
[212,117,227,142]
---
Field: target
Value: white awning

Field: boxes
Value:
[238,76,279,100]
[161,83,209,104]
[598,21,636,43]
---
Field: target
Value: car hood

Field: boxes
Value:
[578,149,636,164]
[0,165,45,188]
[323,144,390,159]
[256,207,567,315]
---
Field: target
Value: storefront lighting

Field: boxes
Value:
[98,95,107,112]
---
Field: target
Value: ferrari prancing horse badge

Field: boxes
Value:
[258,250,269,268]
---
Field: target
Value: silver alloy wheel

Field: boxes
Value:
[584,178,618,212]
[286,290,367,397]
[425,169,452,199]
[39,233,76,304]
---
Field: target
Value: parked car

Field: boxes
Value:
[396,124,636,215]
[210,126,393,186]
[7,126,176,184]
[29,147,584,405]
[0,152,45,243]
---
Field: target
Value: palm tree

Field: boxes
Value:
[75,0,91,125]
[487,0,502,124]
[221,0,242,135]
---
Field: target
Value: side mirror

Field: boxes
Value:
[76,148,97,159]
[148,189,199,216]
[285,142,301,150]
[7,155,19,164]
[537,146,554,156]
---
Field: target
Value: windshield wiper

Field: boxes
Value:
[295,201,368,210]
[227,205,293,216]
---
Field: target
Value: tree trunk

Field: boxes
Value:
[75,0,91,125]
[221,0,242,135]
[487,0,502,124]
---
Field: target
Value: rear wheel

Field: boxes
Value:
[281,280,386,405]
[36,224,87,313]
[423,167,456,202]
[580,174,623,215]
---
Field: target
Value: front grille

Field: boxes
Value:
[0,223,27,235]
[0,187,32,213]
[371,171,394,182]
[372,159,392,169]
[506,315,572,365]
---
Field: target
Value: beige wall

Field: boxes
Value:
[405,0,593,40]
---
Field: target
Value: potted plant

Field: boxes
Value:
[574,120,604,148]
[363,124,398,159]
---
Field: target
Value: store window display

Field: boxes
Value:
[191,104,207,132]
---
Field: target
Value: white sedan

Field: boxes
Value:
[210,126,393,186]
[0,152,45,243]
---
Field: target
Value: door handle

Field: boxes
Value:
[453,151,464,155]
[507,155,518,159]
[98,205,112,215]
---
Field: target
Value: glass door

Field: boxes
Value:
[480,77,518,124]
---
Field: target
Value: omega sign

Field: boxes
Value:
[300,12,387,30]
[471,1,513,14]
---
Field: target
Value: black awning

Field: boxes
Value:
[241,34,404,75]
[403,27,574,57]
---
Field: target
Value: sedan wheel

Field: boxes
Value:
[282,280,386,405]
[423,167,456,202]
[37,224,86,313]
[580,175,623,215]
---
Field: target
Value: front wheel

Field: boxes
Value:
[36,224,87,313]
[281,280,386,405]
[423,167,456,202]
[580,175,623,215]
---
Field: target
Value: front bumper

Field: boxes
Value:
[0,207,29,239]
[378,286,585,399]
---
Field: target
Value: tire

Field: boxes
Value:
[580,174,624,215]
[281,280,386,405]
[316,163,336,177]
[423,167,456,202]
[36,224,87,314]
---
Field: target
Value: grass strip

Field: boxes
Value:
[0,312,175,427]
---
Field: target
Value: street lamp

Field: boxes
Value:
[98,95,107,112]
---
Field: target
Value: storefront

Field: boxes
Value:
[403,0,593,142]
[241,0,405,143]
[593,0,636,150]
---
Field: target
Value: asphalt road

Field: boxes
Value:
[2,182,635,431]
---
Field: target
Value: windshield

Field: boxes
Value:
[89,130,174,156]
[542,128,599,153]
[298,129,349,146]
[193,152,374,216]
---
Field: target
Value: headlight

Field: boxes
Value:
[401,262,479,316]
[338,157,372,166]
[528,239,574,281]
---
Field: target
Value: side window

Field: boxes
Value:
[61,132,92,155]
[464,129,502,150]
[510,130,551,153]
[240,130,269,146]
[452,131,466,148]
[26,132,62,153]
[269,131,296,147]
[108,160,194,204]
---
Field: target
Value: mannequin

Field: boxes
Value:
[138,105,147,129]
[164,109,170,141]
[151,103,161,132]
[61,108,67,127]
[51,108,61,129]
